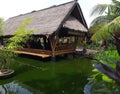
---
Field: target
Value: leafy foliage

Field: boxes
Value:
[111,0,120,18]
[88,0,120,92]
[90,16,109,26]
[90,0,120,23]
[91,16,120,41]
[89,23,104,35]
[94,50,120,67]
[89,49,120,91]
[0,18,35,70]
[6,18,34,50]
[90,4,108,17]
[84,49,120,94]
[90,0,120,42]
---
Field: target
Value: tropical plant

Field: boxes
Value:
[89,23,103,35]
[87,0,120,93]
[85,49,120,94]
[90,0,120,25]
[0,18,34,77]
[91,16,120,41]
[90,0,120,41]
[6,18,34,50]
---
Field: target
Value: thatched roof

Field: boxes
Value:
[3,1,88,36]
[63,16,88,32]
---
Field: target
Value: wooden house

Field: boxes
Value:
[3,0,88,58]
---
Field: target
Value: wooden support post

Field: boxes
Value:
[49,35,56,57]
[51,55,56,62]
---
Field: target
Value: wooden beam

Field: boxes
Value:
[14,50,51,58]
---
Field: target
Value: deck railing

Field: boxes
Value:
[13,43,77,57]
[0,43,77,58]
[54,43,76,55]
[55,43,76,51]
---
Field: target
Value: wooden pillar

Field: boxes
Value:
[51,56,56,62]
[49,35,56,57]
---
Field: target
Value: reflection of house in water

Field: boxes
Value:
[0,81,40,94]
[3,0,88,58]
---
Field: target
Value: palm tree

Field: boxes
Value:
[89,0,120,88]
[90,0,120,42]
[90,0,120,26]
[92,16,120,41]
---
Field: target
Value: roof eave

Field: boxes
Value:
[54,1,77,34]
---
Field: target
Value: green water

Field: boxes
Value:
[0,56,93,94]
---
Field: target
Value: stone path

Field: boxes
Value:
[76,48,99,56]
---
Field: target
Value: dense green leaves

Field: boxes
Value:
[90,0,120,23]
[87,0,120,93]
[0,18,35,69]
[7,18,34,50]
[89,49,120,89]
[92,16,120,41]
[90,0,120,42]
[94,50,120,66]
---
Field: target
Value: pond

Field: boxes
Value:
[0,56,93,94]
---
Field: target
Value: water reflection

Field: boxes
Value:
[0,73,87,94]
[84,81,120,94]
[0,81,32,94]
[0,57,93,94]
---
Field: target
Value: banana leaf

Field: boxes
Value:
[94,62,120,84]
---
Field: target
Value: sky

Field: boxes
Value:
[0,0,111,26]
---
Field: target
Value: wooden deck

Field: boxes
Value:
[0,43,76,58]
[0,47,52,58]
[15,48,52,58]
[15,50,52,58]
[15,48,76,58]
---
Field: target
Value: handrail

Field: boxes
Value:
[55,43,76,51]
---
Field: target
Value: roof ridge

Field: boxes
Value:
[8,0,76,20]
[39,0,76,11]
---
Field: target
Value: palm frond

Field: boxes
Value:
[112,0,120,5]
[90,15,109,26]
[91,16,120,41]
[90,4,109,16]
[111,0,120,17]
[89,24,103,34]
[108,16,120,33]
